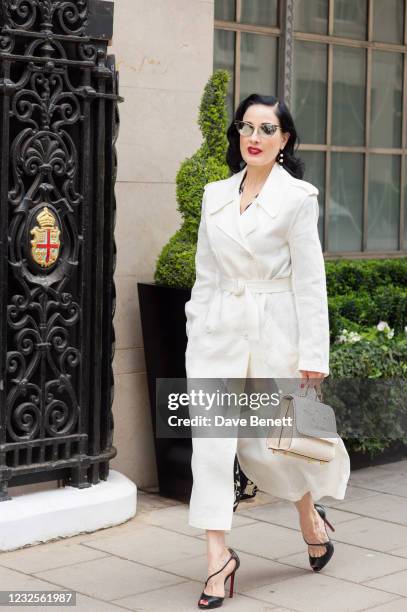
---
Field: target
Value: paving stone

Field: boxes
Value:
[113,579,282,611]
[34,556,185,601]
[349,464,404,482]
[0,540,108,574]
[53,593,127,611]
[374,459,407,471]
[159,550,305,593]
[236,490,281,507]
[275,540,407,583]
[364,598,407,611]
[328,493,407,525]
[0,564,63,591]
[0,566,89,612]
[325,517,407,552]
[136,490,183,513]
[197,522,308,560]
[319,485,381,505]
[243,571,396,611]
[363,568,407,597]
[138,501,256,536]
[77,522,205,567]
[348,467,407,497]
[0,568,121,612]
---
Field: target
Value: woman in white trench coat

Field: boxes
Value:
[184,94,350,609]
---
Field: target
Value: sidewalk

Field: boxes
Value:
[0,459,406,611]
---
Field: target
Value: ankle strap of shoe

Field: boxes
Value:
[205,554,233,586]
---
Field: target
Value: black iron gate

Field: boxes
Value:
[0,0,121,501]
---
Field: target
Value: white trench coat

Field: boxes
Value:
[184,162,350,531]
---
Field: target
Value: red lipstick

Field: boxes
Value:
[248,147,262,155]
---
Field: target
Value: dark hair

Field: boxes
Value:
[226,94,305,179]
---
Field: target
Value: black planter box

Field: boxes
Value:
[138,282,407,502]
[138,282,192,502]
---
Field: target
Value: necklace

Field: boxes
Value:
[239,173,260,212]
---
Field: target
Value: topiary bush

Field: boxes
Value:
[154,69,232,288]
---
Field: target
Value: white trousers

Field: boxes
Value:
[188,353,351,531]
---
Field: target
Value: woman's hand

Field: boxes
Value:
[299,370,326,391]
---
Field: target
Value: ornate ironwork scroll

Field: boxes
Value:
[0,0,121,500]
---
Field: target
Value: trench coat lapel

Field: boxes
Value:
[206,162,289,256]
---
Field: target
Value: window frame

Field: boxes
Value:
[214,0,407,258]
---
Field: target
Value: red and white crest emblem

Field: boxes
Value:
[30,206,61,268]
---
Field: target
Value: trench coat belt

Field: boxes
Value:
[215,275,293,341]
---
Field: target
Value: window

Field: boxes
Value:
[214,0,407,257]
[214,0,279,114]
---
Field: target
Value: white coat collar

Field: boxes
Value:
[206,161,290,219]
[204,162,294,257]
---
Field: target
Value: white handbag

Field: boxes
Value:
[266,384,339,463]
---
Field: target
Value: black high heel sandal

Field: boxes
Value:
[198,547,240,609]
[302,503,335,572]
